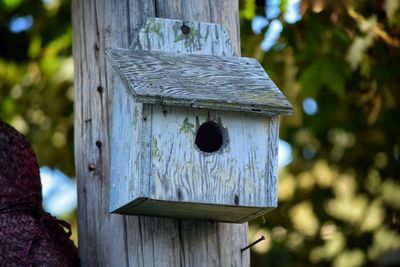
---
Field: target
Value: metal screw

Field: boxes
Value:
[181,23,191,34]
[240,236,265,252]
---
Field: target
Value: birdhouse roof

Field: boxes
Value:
[106,48,292,115]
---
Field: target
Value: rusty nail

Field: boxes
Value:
[97,85,103,93]
[181,23,191,34]
[240,236,265,252]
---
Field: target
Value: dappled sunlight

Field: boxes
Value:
[325,194,368,224]
[381,179,400,209]
[310,230,345,263]
[312,160,336,188]
[368,227,400,260]
[271,155,397,264]
[333,249,365,267]
[271,226,288,242]
[9,115,29,134]
[289,201,319,236]
[359,200,385,232]
[285,231,304,250]
[328,129,356,161]
[297,171,315,191]
[252,229,272,254]
[365,168,382,194]
[278,170,296,201]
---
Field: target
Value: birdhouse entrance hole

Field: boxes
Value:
[195,121,223,153]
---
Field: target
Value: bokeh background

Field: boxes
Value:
[0,0,399,266]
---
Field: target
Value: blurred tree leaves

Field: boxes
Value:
[0,0,74,176]
[300,55,347,96]
[240,0,400,266]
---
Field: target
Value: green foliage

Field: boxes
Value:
[240,0,256,20]
[240,1,400,266]
[0,0,74,176]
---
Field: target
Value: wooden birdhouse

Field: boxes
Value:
[106,17,292,223]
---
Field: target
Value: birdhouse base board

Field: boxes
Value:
[111,198,273,223]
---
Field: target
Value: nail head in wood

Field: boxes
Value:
[181,23,191,34]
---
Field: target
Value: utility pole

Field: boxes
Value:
[72,1,248,266]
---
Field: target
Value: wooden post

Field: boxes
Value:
[72,1,249,266]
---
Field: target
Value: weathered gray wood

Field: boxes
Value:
[106,49,292,115]
[109,18,281,222]
[111,106,279,222]
[153,1,241,54]
[130,17,237,56]
[72,1,249,266]
[115,199,271,223]
[149,108,279,207]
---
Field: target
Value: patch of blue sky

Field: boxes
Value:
[303,147,316,159]
[261,19,283,51]
[279,139,293,167]
[265,0,281,20]
[251,0,302,51]
[40,166,77,217]
[284,0,302,24]
[252,16,269,35]
[9,15,33,33]
[303,97,318,116]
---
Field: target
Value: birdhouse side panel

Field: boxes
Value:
[109,80,152,212]
[148,105,279,209]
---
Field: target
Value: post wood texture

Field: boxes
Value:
[72,1,249,267]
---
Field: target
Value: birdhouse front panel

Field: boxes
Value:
[110,102,280,222]
[106,17,292,223]
[149,106,279,206]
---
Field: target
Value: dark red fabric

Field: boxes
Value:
[0,120,78,266]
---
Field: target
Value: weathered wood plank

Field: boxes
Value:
[149,107,276,207]
[109,78,146,212]
[115,198,271,223]
[110,105,279,223]
[130,17,237,56]
[106,48,292,115]
[73,1,250,267]
[154,0,241,54]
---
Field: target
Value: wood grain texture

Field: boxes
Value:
[106,48,292,115]
[153,1,241,54]
[111,106,279,222]
[72,1,249,266]
[115,199,271,223]
[130,17,237,56]
[149,108,277,207]
[109,78,148,212]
